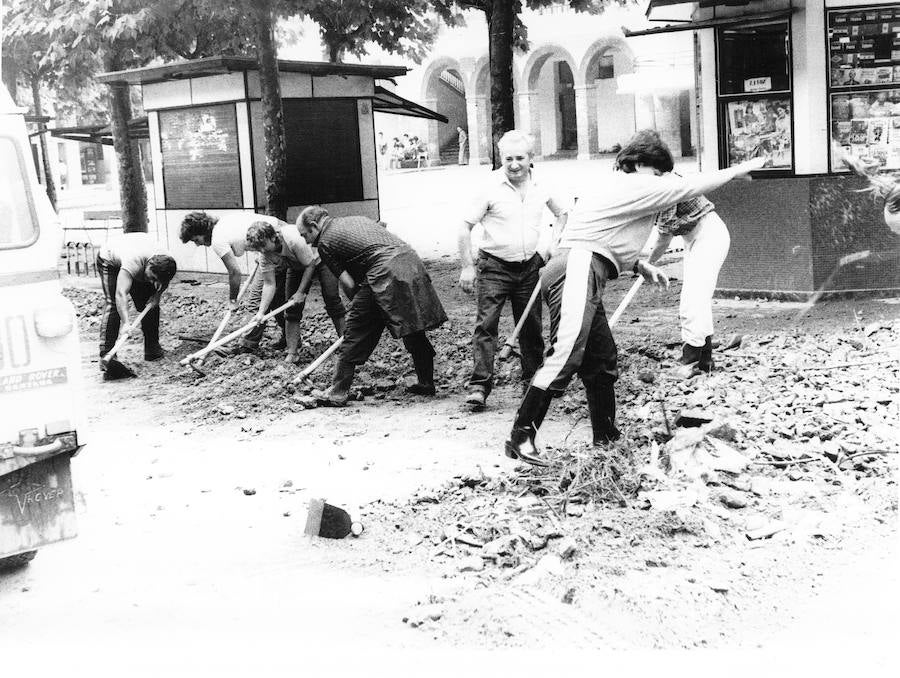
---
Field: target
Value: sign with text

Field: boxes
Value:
[745,77,773,92]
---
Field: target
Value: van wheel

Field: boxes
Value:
[0,550,37,571]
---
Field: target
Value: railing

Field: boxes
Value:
[438,70,465,97]
[62,241,100,276]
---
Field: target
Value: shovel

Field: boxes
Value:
[100,303,155,372]
[292,336,345,385]
[180,298,297,374]
[196,261,259,366]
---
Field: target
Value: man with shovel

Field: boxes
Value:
[179,210,286,351]
[244,221,345,363]
[97,233,177,380]
[458,129,570,411]
[504,132,766,466]
[297,206,447,406]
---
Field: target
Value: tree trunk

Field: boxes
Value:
[487,0,516,170]
[105,50,148,233]
[30,75,57,210]
[253,0,287,221]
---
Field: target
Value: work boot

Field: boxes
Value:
[406,336,435,396]
[681,342,703,367]
[465,386,487,411]
[271,333,287,350]
[144,342,165,361]
[504,386,553,467]
[314,360,356,407]
[584,378,620,446]
[698,335,714,373]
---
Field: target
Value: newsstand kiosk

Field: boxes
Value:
[628,0,900,297]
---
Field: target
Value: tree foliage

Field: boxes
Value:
[288,0,462,63]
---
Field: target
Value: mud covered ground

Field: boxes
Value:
[56,259,900,653]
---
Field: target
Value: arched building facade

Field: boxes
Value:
[375,5,696,165]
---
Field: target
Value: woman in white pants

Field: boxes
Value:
[645,199,730,372]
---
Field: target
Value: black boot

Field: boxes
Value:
[584,378,620,446]
[405,333,436,396]
[698,335,714,373]
[681,342,703,367]
[504,386,553,467]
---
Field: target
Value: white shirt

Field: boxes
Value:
[211,213,283,259]
[259,225,318,273]
[99,233,167,282]
[463,169,569,262]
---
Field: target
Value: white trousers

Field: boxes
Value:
[679,212,730,347]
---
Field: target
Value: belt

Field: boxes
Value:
[478,250,539,270]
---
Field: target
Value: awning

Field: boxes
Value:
[49,116,149,146]
[625,7,796,37]
[372,86,448,123]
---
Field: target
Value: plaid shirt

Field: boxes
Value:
[314,216,411,282]
[654,194,716,236]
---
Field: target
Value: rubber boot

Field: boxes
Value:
[584,378,620,446]
[681,342,703,367]
[315,360,355,407]
[504,386,553,467]
[284,320,301,363]
[406,346,436,396]
[698,335,714,373]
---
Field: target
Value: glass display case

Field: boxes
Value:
[717,20,793,170]
[827,4,900,171]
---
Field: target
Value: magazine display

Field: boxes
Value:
[726,98,792,168]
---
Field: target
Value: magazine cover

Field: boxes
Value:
[850,119,869,144]
[876,66,893,83]
[861,67,878,84]
[868,118,889,145]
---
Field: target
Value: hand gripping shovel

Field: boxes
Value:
[100,303,155,377]
[180,299,297,375]
[196,262,259,366]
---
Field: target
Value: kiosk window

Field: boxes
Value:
[251,99,362,208]
[159,104,243,209]
[827,4,900,172]
[717,21,793,170]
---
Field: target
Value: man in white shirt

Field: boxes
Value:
[96,232,177,380]
[244,221,345,362]
[180,210,287,350]
[458,130,570,410]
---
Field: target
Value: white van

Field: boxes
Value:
[0,84,86,568]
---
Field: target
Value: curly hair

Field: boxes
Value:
[179,211,215,243]
[245,221,278,250]
[146,255,177,285]
[614,129,674,174]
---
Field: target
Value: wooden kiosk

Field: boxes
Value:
[98,56,446,274]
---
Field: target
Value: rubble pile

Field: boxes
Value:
[64,285,523,419]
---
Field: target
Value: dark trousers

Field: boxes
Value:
[468,251,544,395]
[97,255,159,357]
[531,248,618,392]
[342,284,435,366]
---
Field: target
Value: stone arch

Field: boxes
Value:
[578,36,637,155]
[520,44,579,157]
[420,56,468,165]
